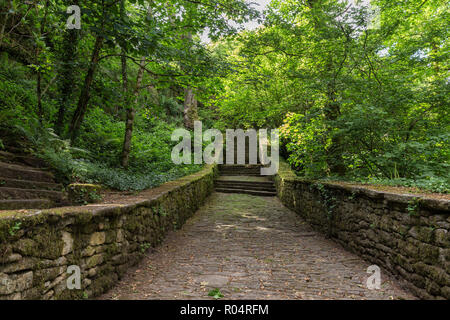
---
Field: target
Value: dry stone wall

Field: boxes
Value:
[0,165,217,300]
[274,160,450,299]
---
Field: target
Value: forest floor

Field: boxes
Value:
[327,181,450,201]
[98,192,416,300]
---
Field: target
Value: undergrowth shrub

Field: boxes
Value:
[15,117,202,191]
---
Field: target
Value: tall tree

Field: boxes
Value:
[55,0,80,135]
[182,32,198,130]
[121,57,146,168]
[35,0,50,122]
[69,35,104,141]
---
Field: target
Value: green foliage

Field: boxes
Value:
[0,0,258,192]
[357,177,449,194]
[140,242,151,253]
[212,0,449,193]
[312,183,336,236]
[280,112,330,176]
[0,58,40,125]
[0,0,448,195]
[208,288,224,299]
[407,198,421,217]
[8,222,22,236]
[13,116,202,191]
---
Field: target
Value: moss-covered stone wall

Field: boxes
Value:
[0,165,217,300]
[275,160,449,299]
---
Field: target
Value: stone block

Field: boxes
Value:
[86,254,104,268]
[89,232,106,246]
[61,231,73,255]
[434,229,448,246]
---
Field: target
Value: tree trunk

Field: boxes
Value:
[117,0,127,115]
[37,71,43,121]
[69,35,104,142]
[118,53,127,114]
[54,0,80,136]
[182,31,198,130]
[0,1,11,47]
[183,87,198,130]
[121,3,154,168]
[35,0,49,123]
[431,41,440,74]
[324,76,346,176]
[306,0,346,176]
[121,57,146,168]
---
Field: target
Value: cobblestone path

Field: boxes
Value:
[100,192,415,300]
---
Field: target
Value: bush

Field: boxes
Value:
[15,117,203,191]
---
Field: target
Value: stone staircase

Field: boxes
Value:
[215,164,277,197]
[0,151,67,210]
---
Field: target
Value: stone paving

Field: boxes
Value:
[99,192,416,300]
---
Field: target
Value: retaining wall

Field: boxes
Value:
[275,160,450,299]
[0,165,217,299]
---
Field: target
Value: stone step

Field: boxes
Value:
[218,164,264,169]
[215,183,276,192]
[218,164,268,176]
[0,161,54,182]
[219,173,263,176]
[0,131,29,149]
[0,199,53,210]
[0,187,64,201]
[219,169,261,174]
[215,179,275,187]
[214,179,275,187]
[219,166,261,170]
[0,151,48,168]
[219,163,263,168]
[0,177,63,191]
[215,187,277,197]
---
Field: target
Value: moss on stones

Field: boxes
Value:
[275,158,450,300]
[0,164,217,300]
[68,184,103,205]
